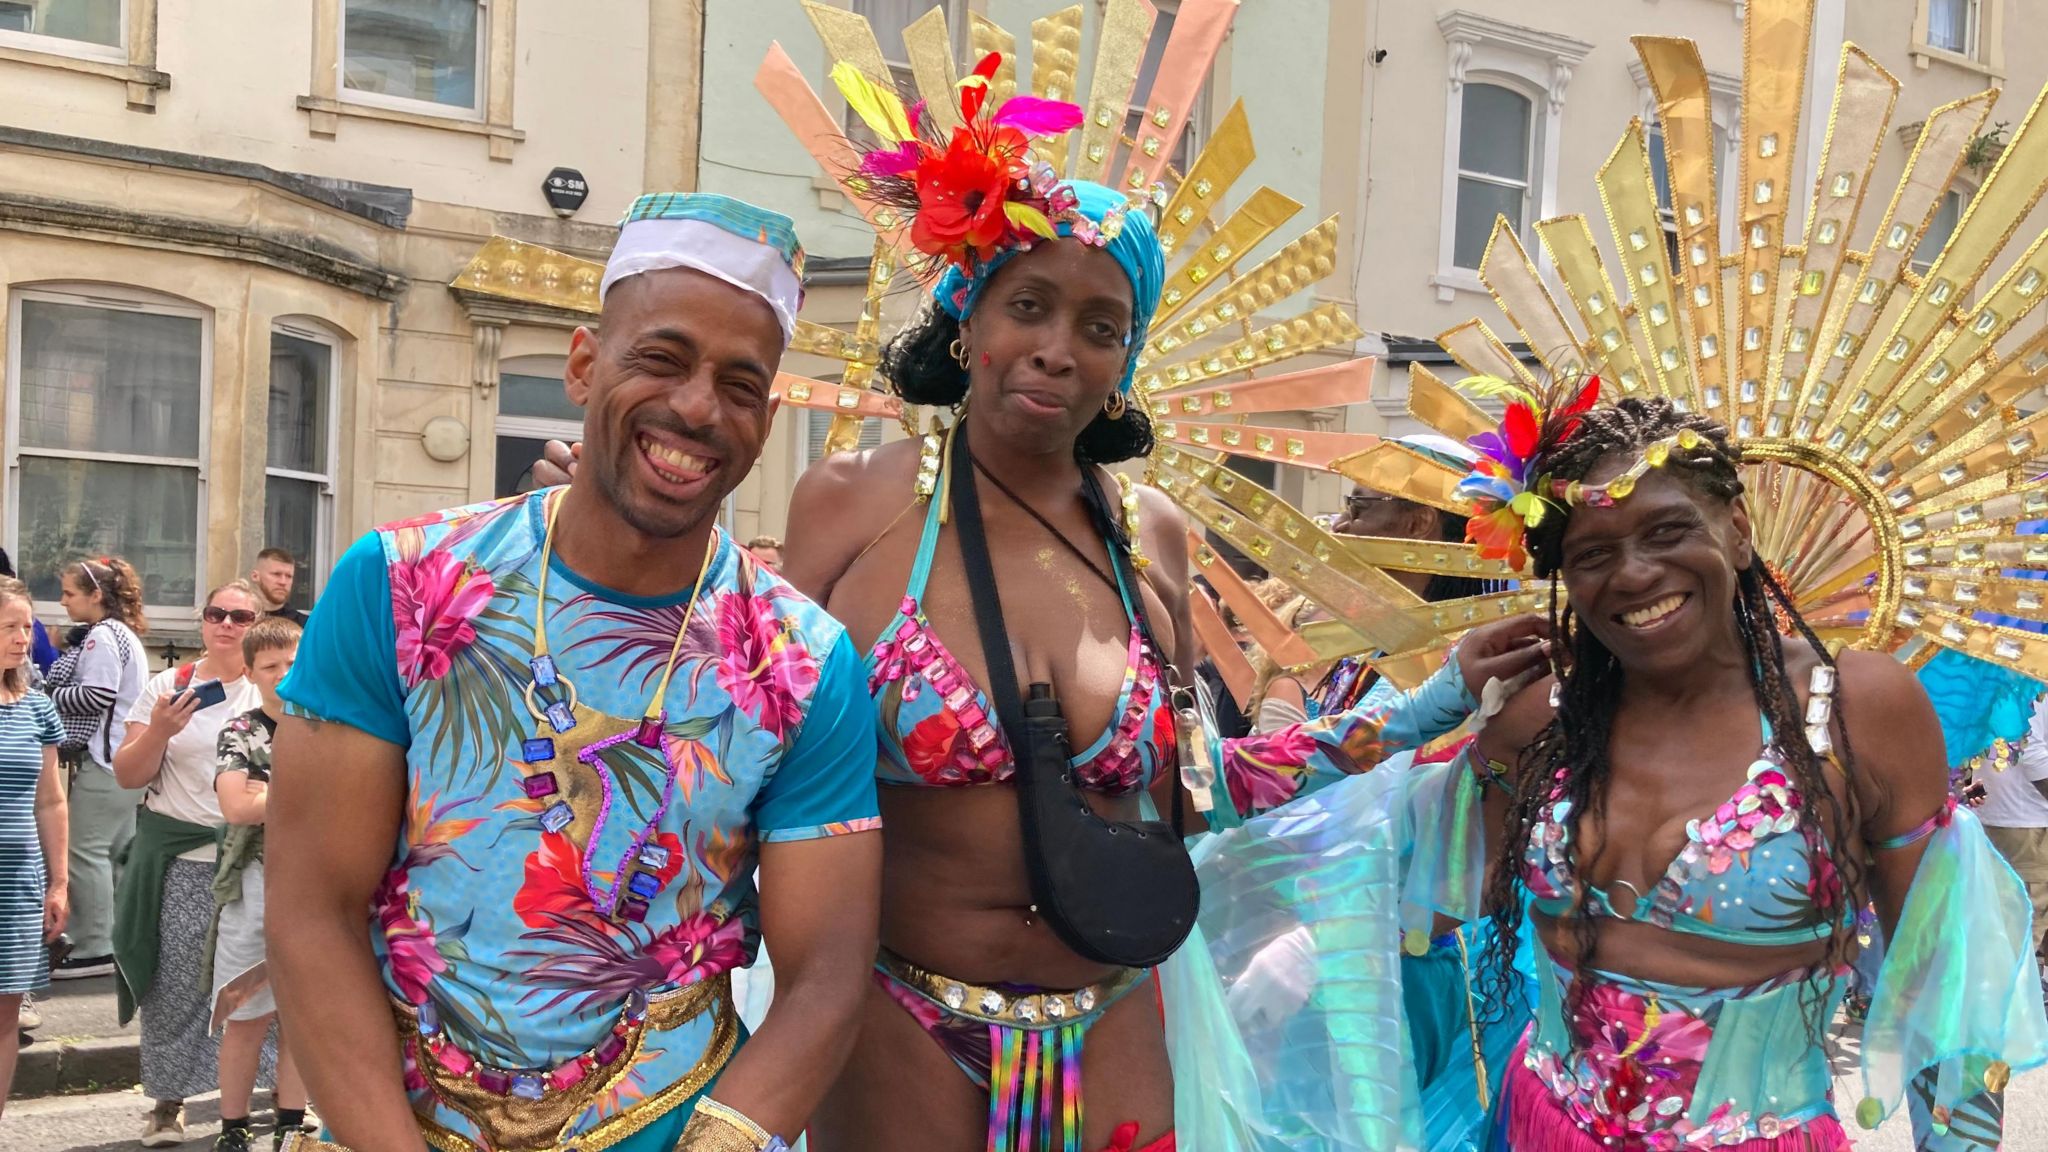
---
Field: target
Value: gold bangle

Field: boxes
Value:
[677,1097,775,1152]
[276,1134,351,1152]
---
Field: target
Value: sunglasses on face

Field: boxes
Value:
[203,607,259,626]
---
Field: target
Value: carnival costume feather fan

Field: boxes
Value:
[1345,0,2048,702]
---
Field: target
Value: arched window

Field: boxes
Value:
[8,284,209,610]
[1453,82,1534,271]
[266,322,340,610]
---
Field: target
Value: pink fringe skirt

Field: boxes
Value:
[1501,1058,1850,1152]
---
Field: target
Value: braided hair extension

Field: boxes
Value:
[1476,396,1867,1041]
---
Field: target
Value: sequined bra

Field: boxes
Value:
[865,484,1173,795]
[1521,715,1835,947]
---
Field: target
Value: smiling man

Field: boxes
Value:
[266,194,882,1152]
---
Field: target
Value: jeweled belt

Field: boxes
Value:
[392,971,737,1152]
[878,948,1148,1028]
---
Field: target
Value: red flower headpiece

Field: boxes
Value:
[837,52,1088,277]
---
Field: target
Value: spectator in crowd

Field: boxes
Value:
[746,534,784,568]
[1992,693,2048,985]
[45,557,149,980]
[210,617,307,1151]
[112,581,273,1148]
[0,575,67,1116]
[0,550,57,676]
[248,550,304,627]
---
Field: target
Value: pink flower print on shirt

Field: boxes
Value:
[645,912,748,988]
[376,869,449,1005]
[391,551,496,688]
[714,590,818,740]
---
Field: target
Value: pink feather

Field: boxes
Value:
[860,142,922,177]
[992,96,1084,136]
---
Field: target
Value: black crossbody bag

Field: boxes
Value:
[947,425,1199,968]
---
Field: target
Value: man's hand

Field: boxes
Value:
[531,440,582,487]
[1457,613,1553,701]
[703,832,881,1138]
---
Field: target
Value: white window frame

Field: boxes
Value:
[1432,11,1591,301]
[1450,80,1536,274]
[1923,0,1978,58]
[266,322,341,600]
[494,355,579,498]
[0,0,125,62]
[4,283,212,622]
[338,0,489,121]
[1912,0,2004,78]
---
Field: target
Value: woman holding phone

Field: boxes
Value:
[112,580,270,1149]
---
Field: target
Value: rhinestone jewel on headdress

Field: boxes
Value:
[979,990,1006,1015]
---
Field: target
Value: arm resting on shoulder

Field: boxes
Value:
[704,830,882,1138]
[267,716,425,1152]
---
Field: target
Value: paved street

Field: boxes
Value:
[1,1022,2042,1150]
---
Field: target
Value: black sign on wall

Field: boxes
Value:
[543,167,589,217]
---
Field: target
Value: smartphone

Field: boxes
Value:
[180,678,228,710]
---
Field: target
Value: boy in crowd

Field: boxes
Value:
[211,618,309,1151]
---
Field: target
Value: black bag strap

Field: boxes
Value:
[946,424,1037,783]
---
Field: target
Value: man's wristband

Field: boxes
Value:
[678,1097,789,1152]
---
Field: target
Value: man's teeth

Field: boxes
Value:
[1622,595,1687,628]
[640,436,712,477]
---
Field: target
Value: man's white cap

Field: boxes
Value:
[601,193,806,345]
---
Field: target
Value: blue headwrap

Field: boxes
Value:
[933,180,1165,395]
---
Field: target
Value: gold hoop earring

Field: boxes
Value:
[1103,390,1129,420]
[950,338,971,369]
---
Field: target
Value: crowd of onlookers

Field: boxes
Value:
[1,546,312,1151]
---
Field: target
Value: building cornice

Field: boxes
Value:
[0,192,406,300]
[1436,11,1595,77]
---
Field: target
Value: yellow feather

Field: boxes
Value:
[830,61,913,144]
[1004,201,1057,239]
[1453,374,1538,410]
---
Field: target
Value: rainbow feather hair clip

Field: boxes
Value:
[1452,373,1602,570]
[836,52,1128,279]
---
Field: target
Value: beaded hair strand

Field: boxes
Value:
[1477,397,1867,1043]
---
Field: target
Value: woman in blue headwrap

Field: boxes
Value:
[536,66,1551,1151]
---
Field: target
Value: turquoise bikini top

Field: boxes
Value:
[1521,716,1836,947]
[863,485,1173,794]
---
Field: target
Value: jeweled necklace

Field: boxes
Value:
[520,489,717,923]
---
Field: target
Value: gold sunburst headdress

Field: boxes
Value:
[1372,0,2048,684]
[447,0,1545,686]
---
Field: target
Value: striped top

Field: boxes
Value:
[0,690,62,849]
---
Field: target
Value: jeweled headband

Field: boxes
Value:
[1452,374,1712,568]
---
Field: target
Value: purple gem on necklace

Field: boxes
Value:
[545,701,577,734]
[529,655,559,688]
[634,716,664,748]
[520,737,556,763]
[523,772,559,800]
[509,1074,546,1101]
[617,896,650,923]
[416,1001,440,1035]
[475,1068,512,1095]
[539,802,575,834]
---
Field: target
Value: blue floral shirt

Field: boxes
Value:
[280,490,879,1145]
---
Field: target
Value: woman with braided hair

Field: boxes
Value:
[1458,395,2044,1150]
